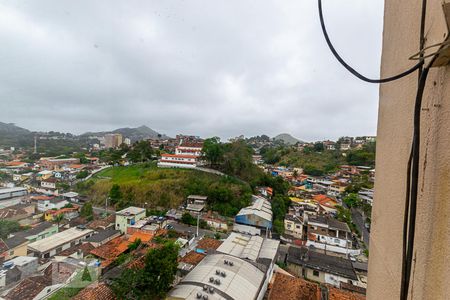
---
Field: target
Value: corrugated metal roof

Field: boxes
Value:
[169,253,265,300]
[235,196,272,222]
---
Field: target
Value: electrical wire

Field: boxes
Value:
[318,0,423,83]
[317,1,443,299]
[400,1,428,298]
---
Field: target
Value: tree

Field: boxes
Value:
[129,141,153,163]
[76,170,89,179]
[112,242,179,299]
[109,184,122,205]
[128,238,141,251]
[0,220,21,239]
[343,193,360,208]
[313,142,324,152]
[80,202,94,220]
[63,203,74,208]
[53,213,64,227]
[181,212,196,226]
[202,137,224,167]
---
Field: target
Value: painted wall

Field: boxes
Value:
[367,1,450,299]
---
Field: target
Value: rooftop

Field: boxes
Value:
[0,187,28,194]
[85,229,121,243]
[187,195,208,200]
[28,227,93,253]
[328,286,366,300]
[116,206,145,216]
[72,282,116,300]
[268,272,320,300]
[236,195,273,222]
[5,222,55,249]
[5,256,37,267]
[216,232,279,263]
[287,247,357,280]
[308,215,350,233]
[169,253,266,300]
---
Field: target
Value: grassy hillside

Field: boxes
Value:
[76,163,252,216]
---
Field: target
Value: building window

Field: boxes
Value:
[313,270,319,277]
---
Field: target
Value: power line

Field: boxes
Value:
[318,0,423,83]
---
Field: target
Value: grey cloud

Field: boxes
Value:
[0,0,384,141]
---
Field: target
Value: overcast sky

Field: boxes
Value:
[0,0,384,141]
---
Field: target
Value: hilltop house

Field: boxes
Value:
[158,141,203,169]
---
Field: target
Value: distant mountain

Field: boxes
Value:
[273,133,303,145]
[0,122,33,148]
[0,122,30,135]
[81,125,171,142]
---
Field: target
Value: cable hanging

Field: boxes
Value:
[318,0,423,83]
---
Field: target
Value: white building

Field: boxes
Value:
[115,206,146,234]
[41,178,57,190]
[158,142,203,169]
[28,227,94,258]
[0,187,28,200]
[169,232,279,300]
[37,198,69,212]
[306,216,360,256]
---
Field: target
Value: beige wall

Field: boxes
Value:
[368,1,450,299]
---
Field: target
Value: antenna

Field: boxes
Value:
[34,135,37,154]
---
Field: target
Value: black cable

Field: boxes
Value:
[400,1,428,298]
[400,65,431,300]
[318,0,423,83]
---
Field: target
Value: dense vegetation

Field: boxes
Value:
[0,220,22,239]
[112,242,179,300]
[76,162,252,217]
[260,142,376,175]
[202,138,264,183]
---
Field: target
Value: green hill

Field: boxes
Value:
[76,163,252,216]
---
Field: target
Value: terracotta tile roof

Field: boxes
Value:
[328,286,366,300]
[90,237,130,260]
[87,215,115,230]
[268,273,320,300]
[128,231,154,243]
[179,251,205,266]
[4,276,50,300]
[45,206,79,215]
[68,164,85,169]
[72,282,116,300]
[197,238,222,250]
[313,194,338,208]
[340,282,366,295]
[127,255,146,270]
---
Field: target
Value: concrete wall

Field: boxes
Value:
[367,1,450,299]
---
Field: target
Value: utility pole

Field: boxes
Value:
[34,135,37,154]
[196,213,200,237]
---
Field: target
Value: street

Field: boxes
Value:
[351,208,370,246]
